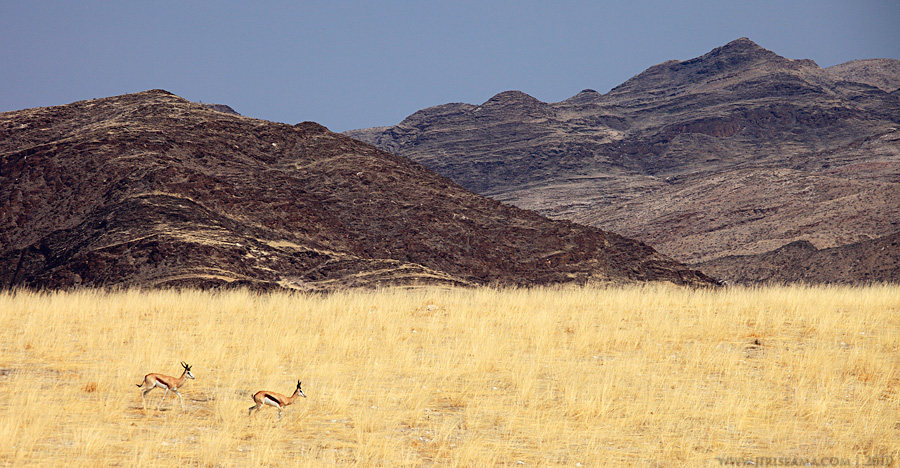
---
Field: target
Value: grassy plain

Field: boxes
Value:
[0,284,897,467]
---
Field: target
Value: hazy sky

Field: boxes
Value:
[2,1,898,132]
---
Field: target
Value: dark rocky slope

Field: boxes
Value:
[0,90,713,290]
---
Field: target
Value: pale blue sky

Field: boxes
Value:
[2,1,898,132]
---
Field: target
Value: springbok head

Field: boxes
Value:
[181,362,195,379]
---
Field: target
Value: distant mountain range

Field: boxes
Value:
[346,38,900,284]
[0,90,713,290]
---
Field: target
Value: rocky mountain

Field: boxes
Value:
[0,90,713,291]
[346,38,900,283]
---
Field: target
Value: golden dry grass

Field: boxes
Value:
[0,284,897,467]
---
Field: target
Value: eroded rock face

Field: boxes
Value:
[347,38,900,283]
[0,90,714,291]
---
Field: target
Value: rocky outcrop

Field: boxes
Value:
[695,232,900,285]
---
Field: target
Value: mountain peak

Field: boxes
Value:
[699,37,781,65]
[483,90,544,107]
[606,37,823,101]
[477,90,553,119]
[720,37,767,52]
[561,89,603,105]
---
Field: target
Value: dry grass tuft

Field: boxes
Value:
[0,284,897,466]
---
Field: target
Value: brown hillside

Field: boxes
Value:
[0,90,713,290]
[347,38,900,283]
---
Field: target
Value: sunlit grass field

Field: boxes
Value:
[0,284,897,466]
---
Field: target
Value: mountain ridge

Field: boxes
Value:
[345,38,900,283]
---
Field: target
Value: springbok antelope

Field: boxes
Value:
[136,362,195,411]
[249,380,306,419]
